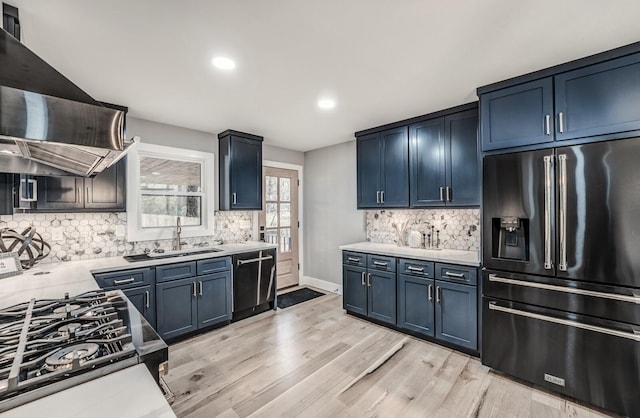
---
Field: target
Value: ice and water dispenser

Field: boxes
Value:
[491,216,529,262]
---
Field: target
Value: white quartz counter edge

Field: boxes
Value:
[2,364,176,418]
[339,242,480,267]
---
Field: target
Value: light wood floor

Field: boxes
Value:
[164,290,615,418]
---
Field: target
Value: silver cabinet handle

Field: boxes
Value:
[428,284,433,301]
[361,271,365,286]
[407,266,424,272]
[192,281,197,297]
[114,277,135,285]
[380,191,385,204]
[543,155,553,270]
[558,112,565,133]
[444,271,465,278]
[488,274,640,304]
[376,191,380,204]
[76,186,81,203]
[86,187,90,203]
[232,192,237,205]
[199,281,203,296]
[445,186,451,202]
[545,114,551,135]
[439,187,445,202]
[488,301,640,342]
[373,261,388,267]
[145,291,150,308]
[436,286,441,303]
[367,273,371,287]
[19,178,38,202]
[347,257,361,263]
[558,154,568,271]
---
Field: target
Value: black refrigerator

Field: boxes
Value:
[482,137,640,417]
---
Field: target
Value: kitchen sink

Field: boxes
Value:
[123,247,223,262]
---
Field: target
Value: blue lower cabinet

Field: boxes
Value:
[343,265,367,316]
[397,274,435,337]
[197,272,232,328]
[367,270,396,325]
[122,285,156,329]
[435,280,477,350]
[156,277,198,340]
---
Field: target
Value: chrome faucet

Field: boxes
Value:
[174,217,182,251]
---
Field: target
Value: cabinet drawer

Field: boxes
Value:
[197,257,231,275]
[94,268,153,290]
[398,259,434,278]
[435,263,477,285]
[156,261,197,283]
[367,254,396,272]
[342,251,366,267]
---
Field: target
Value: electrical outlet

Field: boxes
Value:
[239,220,251,229]
[51,227,64,241]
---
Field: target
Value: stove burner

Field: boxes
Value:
[57,323,82,337]
[53,304,80,316]
[44,343,100,372]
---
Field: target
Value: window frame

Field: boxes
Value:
[127,143,215,242]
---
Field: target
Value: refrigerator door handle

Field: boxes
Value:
[488,274,640,304]
[543,155,553,270]
[488,301,640,342]
[558,154,568,271]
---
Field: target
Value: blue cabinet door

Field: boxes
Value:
[343,265,367,315]
[445,109,480,206]
[397,274,435,336]
[410,118,446,207]
[367,269,396,325]
[435,280,477,350]
[197,272,232,328]
[230,137,262,210]
[156,277,198,340]
[123,285,156,329]
[555,53,640,141]
[380,127,409,207]
[357,133,382,208]
[481,78,554,151]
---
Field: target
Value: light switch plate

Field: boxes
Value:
[51,227,64,242]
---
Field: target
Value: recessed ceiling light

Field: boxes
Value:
[0,149,14,154]
[317,98,336,110]
[211,56,236,70]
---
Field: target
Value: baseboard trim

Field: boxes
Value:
[300,276,342,295]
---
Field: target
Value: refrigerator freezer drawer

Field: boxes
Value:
[482,297,640,417]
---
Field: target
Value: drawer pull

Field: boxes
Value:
[407,266,425,273]
[114,277,136,285]
[373,261,388,267]
[347,257,361,263]
[444,271,465,279]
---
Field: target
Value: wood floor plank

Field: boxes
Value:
[163,291,616,418]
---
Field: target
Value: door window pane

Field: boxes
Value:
[265,229,278,245]
[266,176,278,201]
[280,177,291,201]
[280,228,291,253]
[140,195,201,228]
[140,157,201,192]
[280,203,291,227]
[266,203,278,227]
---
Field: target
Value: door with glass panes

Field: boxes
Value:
[259,167,299,289]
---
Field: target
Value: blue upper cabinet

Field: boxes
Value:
[219,130,263,211]
[555,53,640,141]
[410,107,479,207]
[480,78,554,151]
[356,127,409,209]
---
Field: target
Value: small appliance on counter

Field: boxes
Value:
[0,290,168,412]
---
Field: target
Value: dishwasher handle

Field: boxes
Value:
[237,255,274,266]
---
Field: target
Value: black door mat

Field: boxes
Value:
[277,287,325,309]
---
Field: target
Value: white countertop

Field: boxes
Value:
[1,365,176,418]
[0,241,275,416]
[339,242,480,267]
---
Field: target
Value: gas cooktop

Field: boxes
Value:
[0,290,168,412]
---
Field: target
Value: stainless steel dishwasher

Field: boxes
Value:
[232,249,277,321]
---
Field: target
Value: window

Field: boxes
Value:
[127,143,215,241]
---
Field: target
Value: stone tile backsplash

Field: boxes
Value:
[366,208,480,251]
[0,211,254,264]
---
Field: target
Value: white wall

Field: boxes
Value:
[303,141,366,289]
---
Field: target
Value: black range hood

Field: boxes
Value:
[0,12,133,177]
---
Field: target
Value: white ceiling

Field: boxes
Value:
[9,0,640,152]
